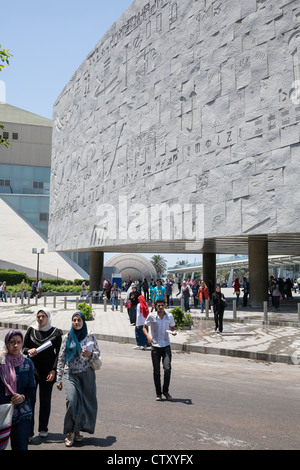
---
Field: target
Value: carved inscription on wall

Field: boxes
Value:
[49,0,300,251]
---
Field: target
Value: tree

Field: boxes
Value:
[150,255,167,278]
[0,44,13,148]
[0,45,12,71]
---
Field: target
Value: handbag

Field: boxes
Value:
[89,355,102,370]
[125,301,132,308]
[0,403,14,450]
[87,334,102,370]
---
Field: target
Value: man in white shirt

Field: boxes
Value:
[143,299,176,401]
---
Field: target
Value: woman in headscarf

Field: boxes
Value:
[56,311,101,447]
[134,295,150,350]
[0,329,35,450]
[23,308,63,440]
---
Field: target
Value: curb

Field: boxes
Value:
[0,321,294,365]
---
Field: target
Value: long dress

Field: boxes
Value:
[56,331,100,434]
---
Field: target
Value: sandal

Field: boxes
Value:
[65,433,74,447]
[75,432,83,442]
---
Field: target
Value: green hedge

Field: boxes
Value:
[0,269,28,285]
[0,268,90,288]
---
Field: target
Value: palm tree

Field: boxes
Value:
[150,255,167,278]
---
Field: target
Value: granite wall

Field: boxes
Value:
[49,0,300,253]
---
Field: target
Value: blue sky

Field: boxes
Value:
[0,0,203,269]
[0,0,133,119]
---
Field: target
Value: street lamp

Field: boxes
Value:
[32,248,45,281]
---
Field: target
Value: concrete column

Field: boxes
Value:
[248,237,268,307]
[89,251,104,292]
[202,253,216,287]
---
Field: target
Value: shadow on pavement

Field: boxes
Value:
[29,433,117,449]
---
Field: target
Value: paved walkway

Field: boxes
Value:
[0,288,299,365]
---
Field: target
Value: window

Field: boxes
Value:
[33,181,44,189]
[2,132,9,139]
[12,133,18,140]
[0,179,10,186]
[39,213,49,222]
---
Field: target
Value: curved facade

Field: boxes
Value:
[49,0,300,303]
[105,253,157,282]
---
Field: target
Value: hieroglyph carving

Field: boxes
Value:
[49,0,300,251]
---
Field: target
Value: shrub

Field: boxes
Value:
[169,307,193,330]
[78,302,94,321]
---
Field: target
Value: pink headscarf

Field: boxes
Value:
[0,330,25,396]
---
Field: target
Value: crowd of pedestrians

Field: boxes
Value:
[1,274,299,450]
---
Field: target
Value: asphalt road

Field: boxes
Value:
[1,328,299,454]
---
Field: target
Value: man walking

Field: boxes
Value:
[143,299,176,401]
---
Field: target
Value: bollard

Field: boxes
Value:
[263,301,268,323]
[53,296,56,308]
[21,292,24,305]
[89,296,92,306]
[44,296,47,306]
[35,296,38,306]
[104,298,107,312]
[10,293,12,303]
[233,300,237,321]
[120,298,123,312]
[181,298,184,311]
[64,297,67,310]
[28,295,30,305]
[15,293,18,303]
[76,297,79,309]
[298,303,300,325]
[205,299,209,319]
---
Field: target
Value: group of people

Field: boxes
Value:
[30,279,43,298]
[0,275,240,450]
[0,308,101,450]
[0,298,177,449]
[233,276,298,311]
[176,279,227,333]
[268,276,297,310]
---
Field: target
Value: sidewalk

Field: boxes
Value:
[0,290,299,365]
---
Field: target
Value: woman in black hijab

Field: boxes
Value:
[211,285,226,333]
[23,308,62,440]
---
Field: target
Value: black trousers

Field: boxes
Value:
[151,345,172,395]
[30,375,55,435]
[214,310,224,332]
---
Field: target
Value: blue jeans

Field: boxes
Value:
[111,296,119,310]
[183,295,190,312]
